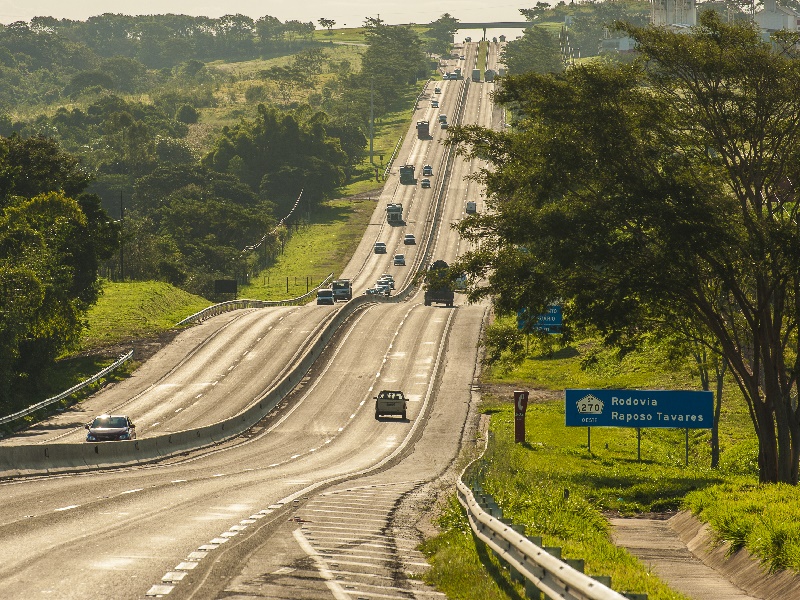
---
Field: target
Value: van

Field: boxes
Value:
[374,390,407,419]
[316,288,335,305]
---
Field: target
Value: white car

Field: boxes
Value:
[394,254,406,266]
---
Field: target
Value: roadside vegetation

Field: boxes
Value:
[420,323,795,599]
[5,3,800,598]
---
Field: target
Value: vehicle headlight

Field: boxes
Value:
[86,433,96,441]
[119,432,130,440]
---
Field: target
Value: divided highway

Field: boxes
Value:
[0,41,505,599]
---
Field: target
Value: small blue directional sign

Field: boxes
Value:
[565,389,713,429]
[517,305,562,333]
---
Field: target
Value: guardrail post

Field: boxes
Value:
[524,580,542,599]
[565,558,584,572]
[543,546,561,559]
[592,575,611,587]
[510,524,526,583]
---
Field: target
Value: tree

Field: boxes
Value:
[425,14,460,56]
[318,18,336,35]
[501,27,564,75]
[449,13,800,484]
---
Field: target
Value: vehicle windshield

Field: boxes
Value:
[91,416,127,428]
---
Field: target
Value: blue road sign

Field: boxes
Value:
[565,389,713,429]
[518,305,562,333]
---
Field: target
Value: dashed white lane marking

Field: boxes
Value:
[54,505,79,512]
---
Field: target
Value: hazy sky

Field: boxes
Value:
[1,0,532,26]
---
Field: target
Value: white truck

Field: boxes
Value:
[331,279,352,301]
[374,390,407,419]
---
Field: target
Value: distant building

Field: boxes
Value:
[652,0,697,27]
[754,0,800,36]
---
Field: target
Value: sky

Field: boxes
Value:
[0,0,534,27]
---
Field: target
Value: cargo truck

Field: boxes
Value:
[423,260,455,307]
[386,203,403,224]
[416,120,430,139]
[331,279,352,301]
[399,164,415,184]
[472,68,481,82]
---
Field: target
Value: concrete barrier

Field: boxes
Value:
[0,235,417,478]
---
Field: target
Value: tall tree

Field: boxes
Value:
[425,14,460,56]
[501,26,564,74]
[449,13,800,484]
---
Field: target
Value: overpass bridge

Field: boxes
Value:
[455,22,532,40]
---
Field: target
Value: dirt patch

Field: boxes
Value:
[72,328,185,364]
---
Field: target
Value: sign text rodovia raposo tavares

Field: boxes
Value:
[565,389,713,429]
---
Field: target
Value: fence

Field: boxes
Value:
[175,273,335,326]
[458,444,646,600]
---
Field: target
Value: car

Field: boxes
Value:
[316,288,335,305]
[394,254,406,266]
[441,122,449,129]
[404,234,416,245]
[365,287,383,296]
[431,100,439,108]
[379,273,395,284]
[422,165,433,176]
[421,178,431,188]
[85,415,136,442]
[438,114,447,123]
[377,276,395,290]
[434,87,441,94]
[374,283,391,296]
[460,55,466,60]
[374,241,387,253]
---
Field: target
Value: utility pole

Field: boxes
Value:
[119,192,124,282]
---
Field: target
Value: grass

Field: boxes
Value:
[418,322,791,599]
[79,280,210,350]
[239,195,378,299]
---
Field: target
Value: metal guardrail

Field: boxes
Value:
[0,350,134,426]
[457,431,628,600]
[175,273,335,326]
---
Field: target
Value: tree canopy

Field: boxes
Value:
[0,136,119,406]
[449,13,800,484]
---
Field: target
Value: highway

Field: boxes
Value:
[0,41,504,599]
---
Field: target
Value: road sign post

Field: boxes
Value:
[514,390,529,443]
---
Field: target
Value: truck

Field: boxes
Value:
[399,164,415,184]
[416,120,430,139]
[423,259,455,307]
[386,203,403,224]
[374,390,407,419]
[484,69,496,83]
[472,68,481,82]
[331,279,352,302]
[316,288,334,305]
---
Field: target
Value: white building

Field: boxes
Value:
[754,0,800,34]
[652,0,698,27]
